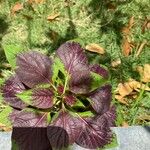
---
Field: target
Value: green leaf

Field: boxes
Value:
[52,57,67,83]
[34,83,51,89]
[77,111,94,117]
[73,99,86,108]
[47,112,51,124]
[90,72,107,91]
[2,44,25,69]
[16,90,32,105]
[0,105,13,127]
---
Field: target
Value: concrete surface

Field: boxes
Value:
[0,126,150,150]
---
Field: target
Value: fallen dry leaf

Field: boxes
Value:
[11,2,23,15]
[0,123,12,132]
[137,64,150,83]
[128,16,134,29]
[128,79,150,91]
[122,16,134,35]
[117,83,133,97]
[111,59,121,67]
[115,95,129,105]
[121,16,135,56]
[115,79,150,99]
[47,13,60,21]
[85,43,105,54]
[122,121,129,127]
[122,37,134,57]
[142,17,150,33]
[138,115,150,121]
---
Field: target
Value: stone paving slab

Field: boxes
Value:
[0,126,150,150]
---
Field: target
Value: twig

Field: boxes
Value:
[135,40,147,57]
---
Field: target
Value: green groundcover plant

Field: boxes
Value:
[0,42,116,150]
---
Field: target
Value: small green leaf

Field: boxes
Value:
[0,105,13,126]
[35,83,51,89]
[16,90,32,105]
[90,72,107,91]
[2,44,25,69]
[52,57,67,83]
[73,99,86,108]
[47,112,51,124]
[78,111,94,117]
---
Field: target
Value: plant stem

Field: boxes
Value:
[50,83,57,91]
[130,83,147,125]
[62,73,69,95]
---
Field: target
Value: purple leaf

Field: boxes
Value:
[12,109,48,127]
[56,42,88,74]
[69,71,92,94]
[1,75,27,109]
[48,110,81,148]
[90,64,109,78]
[12,127,51,150]
[9,109,20,123]
[16,51,52,88]
[32,88,54,109]
[47,126,69,149]
[102,106,116,127]
[57,85,64,94]
[56,42,91,94]
[76,116,113,149]
[64,94,77,106]
[89,84,112,114]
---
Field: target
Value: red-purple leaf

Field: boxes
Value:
[56,42,91,94]
[56,42,88,74]
[32,88,54,109]
[12,127,51,150]
[9,109,20,123]
[48,110,81,148]
[69,71,92,94]
[90,64,109,78]
[76,116,113,149]
[12,109,48,127]
[89,84,112,114]
[1,75,27,109]
[47,126,69,149]
[16,51,52,88]
[57,85,64,94]
[64,94,77,106]
[102,106,116,127]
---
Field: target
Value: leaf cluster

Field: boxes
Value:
[0,42,116,149]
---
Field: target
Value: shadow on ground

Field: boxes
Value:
[0,15,9,71]
[46,3,78,54]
